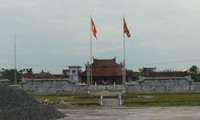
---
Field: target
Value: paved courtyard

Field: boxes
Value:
[58,106,200,120]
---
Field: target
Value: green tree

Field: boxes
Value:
[18,68,33,74]
[189,65,198,74]
[26,68,33,74]
[0,68,33,84]
[189,65,200,82]
[0,69,15,83]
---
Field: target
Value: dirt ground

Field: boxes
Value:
[58,106,200,120]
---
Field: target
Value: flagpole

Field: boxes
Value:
[123,17,126,85]
[90,16,93,86]
[122,15,130,85]
[123,31,126,85]
[14,33,17,85]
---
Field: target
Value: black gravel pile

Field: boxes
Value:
[0,84,65,120]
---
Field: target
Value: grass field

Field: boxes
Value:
[32,93,200,107]
[32,94,99,106]
[124,93,200,107]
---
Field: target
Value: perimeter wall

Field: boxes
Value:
[20,76,200,93]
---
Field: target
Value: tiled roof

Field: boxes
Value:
[20,71,55,79]
[21,74,36,79]
[34,72,55,79]
[81,58,123,76]
[148,71,189,77]
[69,66,81,68]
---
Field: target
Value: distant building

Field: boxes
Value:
[20,70,67,81]
[62,69,69,75]
[68,66,82,82]
[139,67,189,77]
[139,67,156,76]
[148,71,189,77]
[79,58,132,85]
[21,70,54,79]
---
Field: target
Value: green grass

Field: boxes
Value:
[32,93,99,106]
[32,93,200,107]
[123,93,200,107]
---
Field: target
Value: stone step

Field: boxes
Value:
[102,98,120,106]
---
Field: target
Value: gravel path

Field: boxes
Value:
[58,106,200,120]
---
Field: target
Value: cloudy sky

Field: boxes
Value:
[1,0,200,73]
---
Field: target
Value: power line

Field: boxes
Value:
[127,59,200,67]
[0,58,200,68]
[0,63,67,68]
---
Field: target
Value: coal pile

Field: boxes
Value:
[0,84,65,120]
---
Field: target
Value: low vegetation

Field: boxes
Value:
[32,94,99,107]
[32,93,200,107]
[124,93,200,107]
[192,74,200,82]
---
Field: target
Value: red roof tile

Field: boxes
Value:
[89,58,123,76]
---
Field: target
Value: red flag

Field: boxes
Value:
[123,18,131,37]
[91,18,97,39]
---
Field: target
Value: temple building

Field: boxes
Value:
[79,58,132,85]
